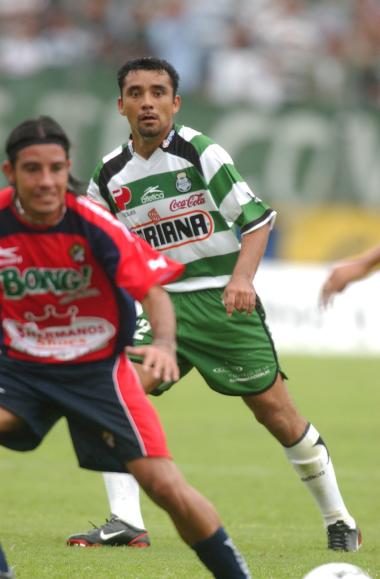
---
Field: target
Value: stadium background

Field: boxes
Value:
[1,0,380,354]
[1,0,380,258]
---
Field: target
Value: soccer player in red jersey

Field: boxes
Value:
[0,116,251,579]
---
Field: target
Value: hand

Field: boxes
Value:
[125,341,179,383]
[222,274,256,316]
[319,260,367,308]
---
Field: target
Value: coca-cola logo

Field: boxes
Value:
[169,193,205,212]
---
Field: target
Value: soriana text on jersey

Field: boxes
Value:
[132,210,214,250]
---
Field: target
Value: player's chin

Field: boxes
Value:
[139,125,160,138]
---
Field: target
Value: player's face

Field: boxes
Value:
[118,69,181,143]
[2,143,70,225]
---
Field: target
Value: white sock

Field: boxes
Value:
[284,424,356,528]
[103,472,146,530]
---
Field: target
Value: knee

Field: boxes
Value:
[250,398,284,427]
[144,472,183,506]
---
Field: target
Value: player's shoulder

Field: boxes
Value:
[92,142,131,183]
[176,125,232,170]
[0,186,14,209]
[176,124,217,154]
[67,191,112,219]
[66,191,131,236]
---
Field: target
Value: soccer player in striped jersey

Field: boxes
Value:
[0,116,252,579]
[67,57,361,553]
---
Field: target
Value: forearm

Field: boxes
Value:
[141,285,176,349]
[355,243,380,274]
[232,224,270,282]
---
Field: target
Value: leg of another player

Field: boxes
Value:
[101,364,160,530]
[0,543,14,579]
[102,472,145,529]
[242,373,358,536]
[68,364,159,547]
[128,456,251,579]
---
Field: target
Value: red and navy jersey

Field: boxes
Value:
[0,187,183,363]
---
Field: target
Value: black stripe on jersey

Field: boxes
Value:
[98,145,133,213]
[163,132,204,177]
[240,209,274,234]
[0,208,28,237]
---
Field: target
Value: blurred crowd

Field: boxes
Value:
[0,0,379,107]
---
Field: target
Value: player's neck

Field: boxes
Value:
[132,136,161,160]
[131,125,173,160]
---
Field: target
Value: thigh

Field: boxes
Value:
[0,358,61,450]
[179,289,283,396]
[64,354,171,472]
[0,406,25,431]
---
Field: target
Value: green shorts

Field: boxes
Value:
[133,288,284,397]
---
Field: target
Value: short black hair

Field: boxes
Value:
[5,116,70,164]
[117,57,180,97]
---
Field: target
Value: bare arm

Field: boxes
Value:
[126,285,179,382]
[223,223,270,316]
[319,243,380,308]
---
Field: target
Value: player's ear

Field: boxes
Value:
[117,96,124,116]
[173,94,181,114]
[2,160,15,184]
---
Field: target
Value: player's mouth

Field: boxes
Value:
[139,114,159,123]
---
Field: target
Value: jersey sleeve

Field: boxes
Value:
[87,173,110,210]
[115,231,184,301]
[74,195,184,302]
[199,141,276,235]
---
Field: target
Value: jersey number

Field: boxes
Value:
[134,319,151,341]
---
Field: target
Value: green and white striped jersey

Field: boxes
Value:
[88,124,276,292]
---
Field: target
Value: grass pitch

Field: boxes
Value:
[1,355,379,578]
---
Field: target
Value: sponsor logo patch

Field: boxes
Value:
[0,246,22,266]
[141,186,164,204]
[132,210,213,250]
[169,193,205,212]
[111,186,132,210]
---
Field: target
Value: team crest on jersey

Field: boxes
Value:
[69,243,85,263]
[175,172,192,193]
[111,186,132,211]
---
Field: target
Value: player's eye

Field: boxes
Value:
[52,163,66,172]
[128,89,141,98]
[23,164,39,173]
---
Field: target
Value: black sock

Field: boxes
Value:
[0,544,10,573]
[192,527,251,578]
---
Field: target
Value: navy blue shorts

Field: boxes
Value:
[0,353,170,472]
